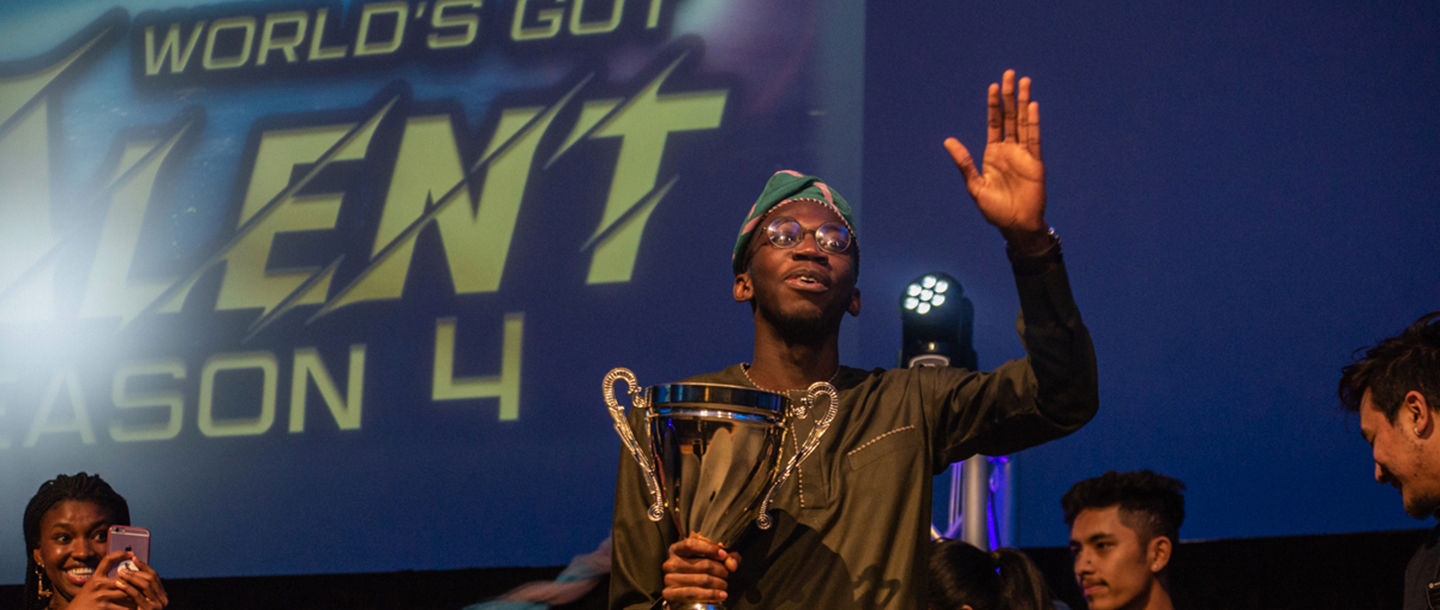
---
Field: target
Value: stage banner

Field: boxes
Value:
[0,0,862,579]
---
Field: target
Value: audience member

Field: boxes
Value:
[1338,311,1440,610]
[1061,470,1183,610]
[928,538,1059,610]
[23,473,168,610]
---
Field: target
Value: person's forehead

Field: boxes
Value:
[43,500,111,525]
[1071,505,1134,538]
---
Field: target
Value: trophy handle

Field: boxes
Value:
[756,381,838,530]
[603,367,666,522]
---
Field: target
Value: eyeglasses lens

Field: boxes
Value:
[765,217,850,254]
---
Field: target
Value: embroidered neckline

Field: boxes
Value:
[741,362,839,394]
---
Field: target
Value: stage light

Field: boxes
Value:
[899,272,975,369]
[902,273,1012,549]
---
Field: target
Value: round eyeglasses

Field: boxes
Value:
[764,216,852,254]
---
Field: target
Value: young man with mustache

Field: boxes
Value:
[1063,470,1184,610]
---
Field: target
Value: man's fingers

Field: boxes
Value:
[664,554,731,578]
[1001,69,1017,142]
[943,138,983,188]
[1017,76,1032,146]
[985,82,1002,143]
[664,571,731,591]
[663,584,728,604]
[1027,101,1042,160]
[669,536,726,560]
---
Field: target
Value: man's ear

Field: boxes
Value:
[734,273,753,303]
[1408,391,1433,438]
[848,286,862,317]
[1146,536,1172,574]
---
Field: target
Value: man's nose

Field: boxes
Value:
[1375,461,1386,484]
[790,232,827,259]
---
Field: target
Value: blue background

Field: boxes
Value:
[0,0,1437,584]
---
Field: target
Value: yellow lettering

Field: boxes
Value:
[0,30,110,321]
[318,90,568,315]
[583,55,727,283]
[143,22,206,75]
[215,124,366,314]
[355,1,408,56]
[198,352,278,437]
[308,8,349,60]
[24,370,95,446]
[80,124,192,324]
[202,16,256,70]
[432,314,522,421]
[511,0,563,40]
[569,0,623,35]
[258,11,309,66]
[110,360,185,442]
[429,0,482,49]
[322,115,470,309]
[0,91,58,322]
[646,0,665,28]
[288,345,365,432]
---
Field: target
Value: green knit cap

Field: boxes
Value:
[731,170,857,274]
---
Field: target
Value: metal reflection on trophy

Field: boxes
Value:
[603,367,838,549]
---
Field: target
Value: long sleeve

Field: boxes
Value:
[925,251,1098,467]
[605,251,1097,609]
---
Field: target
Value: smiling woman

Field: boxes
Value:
[21,473,168,610]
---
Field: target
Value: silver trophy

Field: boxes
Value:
[603,367,838,610]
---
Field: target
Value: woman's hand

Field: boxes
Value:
[65,552,168,610]
[113,554,169,609]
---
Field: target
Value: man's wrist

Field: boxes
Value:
[1006,227,1062,275]
[1003,225,1056,256]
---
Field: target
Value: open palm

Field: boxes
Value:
[944,70,1047,240]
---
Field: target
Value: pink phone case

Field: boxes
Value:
[106,526,150,578]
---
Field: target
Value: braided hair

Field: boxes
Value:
[22,473,131,610]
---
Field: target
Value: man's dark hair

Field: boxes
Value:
[1338,311,1440,422]
[928,539,1055,610]
[22,473,131,610]
[1062,470,1185,544]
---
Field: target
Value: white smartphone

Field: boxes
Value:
[106,526,150,578]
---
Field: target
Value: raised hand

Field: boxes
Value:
[943,70,1050,254]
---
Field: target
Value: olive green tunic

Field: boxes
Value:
[610,259,1098,609]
